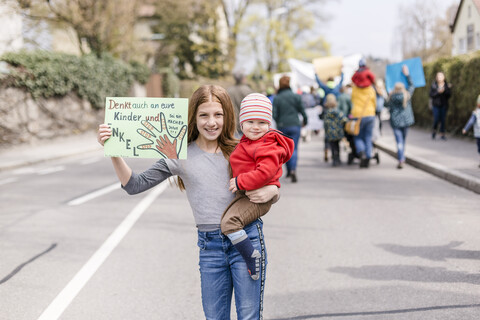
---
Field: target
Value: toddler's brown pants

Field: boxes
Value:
[221,191,273,235]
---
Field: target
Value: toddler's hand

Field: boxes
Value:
[462,129,466,135]
[229,178,238,193]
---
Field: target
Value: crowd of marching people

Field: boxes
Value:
[254,57,461,174]
[193,57,476,184]
[260,58,395,175]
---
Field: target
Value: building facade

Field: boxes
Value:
[451,0,480,56]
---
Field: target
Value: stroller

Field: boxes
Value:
[345,114,381,166]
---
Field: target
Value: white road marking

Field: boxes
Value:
[37,166,65,175]
[80,158,101,165]
[12,167,36,175]
[37,182,168,320]
[67,183,120,206]
[0,177,18,186]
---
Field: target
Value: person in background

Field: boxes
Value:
[266,86,276,104]
[352,58,376,88]
[384,65,415,169]
[429,71,452,140]
[375,79,388,135]
[315,72,344,98]
[301,85,317,110]
[273,75,308,183]
[227,70,254,135]
[462,94,480,168]
[350,79,377,168]
[311,85,322,107]
[323,94,348,167]
[301,85,317,142]
[337,85,356,164]
[337,85,352,116]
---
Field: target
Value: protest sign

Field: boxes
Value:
[104,97,188,159]
[385,57,426,93]
[288,58,317,89]
[313,56,343,82]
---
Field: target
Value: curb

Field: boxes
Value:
[374,141,480,195]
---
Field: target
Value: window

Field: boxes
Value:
[459,38,466,53]
[467,24,474,50]
[477,33,480,49]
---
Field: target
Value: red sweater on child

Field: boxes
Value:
[352,67,376,88]
[230,129,294,191]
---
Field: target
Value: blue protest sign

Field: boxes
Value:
[385,57,425,93]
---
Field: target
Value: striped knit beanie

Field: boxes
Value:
[239,93,273,125]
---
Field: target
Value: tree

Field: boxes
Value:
[240,0,330,74]
[15,0,140,59]
[150,0,229,79]
[220,0,253,71]
[397,0,453,62]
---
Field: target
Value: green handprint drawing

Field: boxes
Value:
[136,112,187,159]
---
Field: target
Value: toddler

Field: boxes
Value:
[462,94,480,167]
[221,93,294,280]
[323,94,348,166]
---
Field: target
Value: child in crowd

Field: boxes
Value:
[322,93,348,166]
[221,93,294,280]
[351,58,376,88]
[462,94,480,168]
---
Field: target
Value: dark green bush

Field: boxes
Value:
[412,53,480,134]
[1,50,150,109]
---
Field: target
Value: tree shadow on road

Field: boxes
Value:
[267,303,480,320]
[264,285,480,320]
[377,241,480,261]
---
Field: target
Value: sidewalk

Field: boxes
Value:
[374,122,480,194]
[0,125,479,194]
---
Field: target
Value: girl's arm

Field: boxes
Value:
[315,73,328,91]
[111,157,132,187]
[334,73,344,91]
[463,113,476,133]
[245,185,280,204]
[98,124,132,186]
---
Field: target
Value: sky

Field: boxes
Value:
[321,0,458,62]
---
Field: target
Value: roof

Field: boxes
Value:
[450,0,480,32]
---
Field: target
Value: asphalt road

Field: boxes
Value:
[0,135,479,320]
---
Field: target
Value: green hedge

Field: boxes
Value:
[1,50,150,109]
[412,53,480,134]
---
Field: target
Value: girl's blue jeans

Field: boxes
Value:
[278,126,301,172]
[354,116,375,158]
[393,127,408,161]
[197,219,267,320]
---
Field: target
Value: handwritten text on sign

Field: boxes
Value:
[104,97,188,159]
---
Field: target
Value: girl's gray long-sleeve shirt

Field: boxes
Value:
[122,142,235,230]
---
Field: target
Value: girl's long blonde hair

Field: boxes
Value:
[177,85,238,190]
[392,82,410,108]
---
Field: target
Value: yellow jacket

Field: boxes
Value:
[351,86,376,118]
